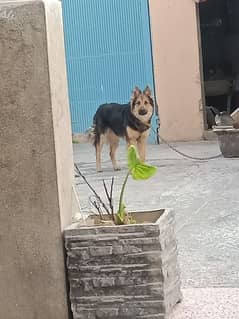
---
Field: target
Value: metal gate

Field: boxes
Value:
[62,0,158,143]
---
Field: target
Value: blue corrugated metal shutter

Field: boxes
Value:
[62,0,158,143]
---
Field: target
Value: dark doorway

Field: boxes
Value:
[199,0,239,128]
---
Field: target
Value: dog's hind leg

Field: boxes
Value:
[107,130,120,171]
[95,134,104,172]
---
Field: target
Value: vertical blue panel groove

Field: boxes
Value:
[62,0,157,143]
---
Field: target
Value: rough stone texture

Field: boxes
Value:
[0,1,73,318]
[65,210,182,319]
[214,127,239,157]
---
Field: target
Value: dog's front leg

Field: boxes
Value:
[127,138,137,150]
[126,127,138,149]
[137,130,150,162]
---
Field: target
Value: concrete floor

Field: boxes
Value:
[73,141,239,318]
[170,288,239,319]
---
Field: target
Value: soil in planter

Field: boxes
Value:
[84,209,164,227]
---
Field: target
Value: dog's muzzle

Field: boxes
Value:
[139,109,148,116]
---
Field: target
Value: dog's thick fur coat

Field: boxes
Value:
[92,86,154,172]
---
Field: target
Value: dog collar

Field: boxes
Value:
[130,115,151,132]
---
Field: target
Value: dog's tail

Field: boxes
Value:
[85,125,96,144]
[86,112,103,147]
[86,113,102,146]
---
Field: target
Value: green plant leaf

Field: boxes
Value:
[128,145,140,169]
[127,145,157,180]
[131,163,157,180]
[116,145,157,225]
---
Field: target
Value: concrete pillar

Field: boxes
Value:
[149,0,205,141]
[0,1,73,318]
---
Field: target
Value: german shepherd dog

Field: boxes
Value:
[91,86,154,172]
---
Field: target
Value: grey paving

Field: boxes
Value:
[170,288,239,319]
[73,141,239,314]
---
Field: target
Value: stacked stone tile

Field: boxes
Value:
[64,209,182,319]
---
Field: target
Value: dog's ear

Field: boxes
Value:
[132,86,141,98]
[143,86,151,97]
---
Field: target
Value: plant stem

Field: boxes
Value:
[103,178,115,223]
[74,164,111,217]
[89,195,103,220]
[110,177,115,221]
[117,170,131,218]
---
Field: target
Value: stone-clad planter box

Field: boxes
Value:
[213,126,239,157]
[64,209,182,319]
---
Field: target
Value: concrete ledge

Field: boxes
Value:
[0,1,73,318]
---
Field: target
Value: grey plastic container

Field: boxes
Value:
[213,126,239,157]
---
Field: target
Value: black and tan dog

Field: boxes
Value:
[91,86,154,172]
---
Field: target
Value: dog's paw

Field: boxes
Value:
[114,167,121,171]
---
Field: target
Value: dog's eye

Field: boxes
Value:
[136,101,141,105]
[144,101,148,105]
